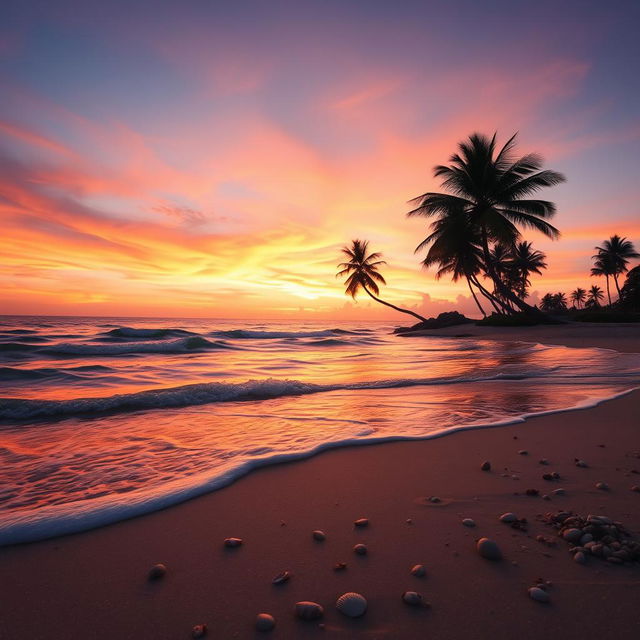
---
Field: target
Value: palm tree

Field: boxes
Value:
[594,235,640,300]
[570,287,587,309]
[408,132,565,314]
[553,292,567,310]
[415,207,489,317]
[590,253,614,306]
[510,241,547,299]
[337,239,428,322]
[586,285,604,308]
[540,293,555,312]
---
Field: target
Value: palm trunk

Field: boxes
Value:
[466,277,486,317]
[362,286,428,323]
[605,275,611,307]
[480,225,538,315]
[612,273,622,301]
[470,275,505,314]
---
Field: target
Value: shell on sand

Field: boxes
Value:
[354,518,369,527]
[402,591,424,606]
[255,613,276,631]
[481,460,491,471]
[499,512,517,523]
[353,543,368,555]
[312,530,326,541]
[476,537,502,561]
[336,592,368,617]
[462,518,476,527]
[295,601,324,620]
[410,564,426,577]
[192,624,207,638]
[224,537,242,548]
[272,570,291,585]
[528,587,550,603]
[148,563,167,580]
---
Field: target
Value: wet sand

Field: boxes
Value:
[1,327,639,639]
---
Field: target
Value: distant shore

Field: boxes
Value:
[1,325,639,639]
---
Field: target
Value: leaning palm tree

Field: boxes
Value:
[590,253,614,306]
[408,132,565,314]
[586,284,604,308]
[570,287,587,309]
[510,241,547,299]
[337,239,428,322]
[594,235,640,300]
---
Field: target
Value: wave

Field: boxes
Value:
[40,336,236,357]
[1,368,625,421]
[0,364,116,383]
[0,342,38,352]
[211,328,351,339]
[103,327,197,339]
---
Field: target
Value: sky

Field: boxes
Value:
[1,0,639,319]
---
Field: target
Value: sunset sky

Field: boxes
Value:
[2,0,639,319]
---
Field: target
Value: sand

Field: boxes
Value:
[1,326,639,639]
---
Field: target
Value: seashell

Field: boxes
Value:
[147,563,167,580]
[481,460,491,471]
[192,624,207,638]
[353,543,368,555]
[312,530,326,541]
[255,613,276,632]
[539,458,549,465]
[429,496,441,503]
[528,587,550,603]
[518,450,529,455]
[575,459,588,468]
[333,562,347,571]
[553,488,566,495]
[402,591,424,606]
[295,601,324,620]
[354,518,369,527]
[224,537,242,548]
[595,481,609,491]
[462,518,476,527]
[476,537,502,561]
[272,570,291,585]
[410,564,426,577]
[336,592,367,617]
[499,512,517,523]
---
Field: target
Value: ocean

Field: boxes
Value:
[1,315,639,545]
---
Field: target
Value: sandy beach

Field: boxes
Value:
[1,325,639,640]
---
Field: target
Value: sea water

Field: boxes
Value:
[1,315,639,545]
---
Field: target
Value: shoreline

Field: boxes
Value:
[1,326,639,639]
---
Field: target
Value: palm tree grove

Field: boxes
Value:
[337,132,640,325]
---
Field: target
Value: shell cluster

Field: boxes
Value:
[543,511,640,564]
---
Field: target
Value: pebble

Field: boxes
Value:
[224,537,242,548]
[542,494,550,501]
[528,587,550,603]
[631,486,640,493]
[402,591,425,606]
[410,564,426,577]
[312,530,326,541]
[518,450,529,455]
[295,601,324,620]
[499,512,517,523]
[481,460,491,471]
[552,488,566,495]
[192,624,207,638]
[575,459,588,468]
[562,528,583,543]
[574,551,587,564]
[272,570,291,585]
[353,543,368,555]
[354,518,369,527]
[476,537,502,561]
[462,518,476,527]
[333,562,348,571]
[256,613,276,632]
[595,482,609,491]
[539,458,549,465]
[429,496,441,503]
[147,563,167,580]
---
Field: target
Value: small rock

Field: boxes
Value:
[528,587,550,603]
[272,570,291,585]
[477,537,502,561]
[406,518,413,524]
[462,518,476,527]
[595,482,609,491]
[192,624,207,638]
[631,486,640,493]
[563,528,583,543]
[224,537,242,548]
[542,494,550,501]
[574,552,587,564]
[353,543,368,555]
[429,496,441,503]
[333,562,347,571]
[552,488,566,495]
[295,601,324,620]
[410,564,426,577]
[256,613,276,632]
[525,488,539,496]
[147,563,167,580]
[539,458,549,465]
[575,460,588,468]
[481,460,491,471]
[312,530,326,541]
[402,591,426,606]
[499,512,517,523]
[518,450,529,455]
[354,518,369,527]
[580,533,593,545]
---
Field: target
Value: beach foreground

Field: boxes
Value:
[1,388,640,637]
